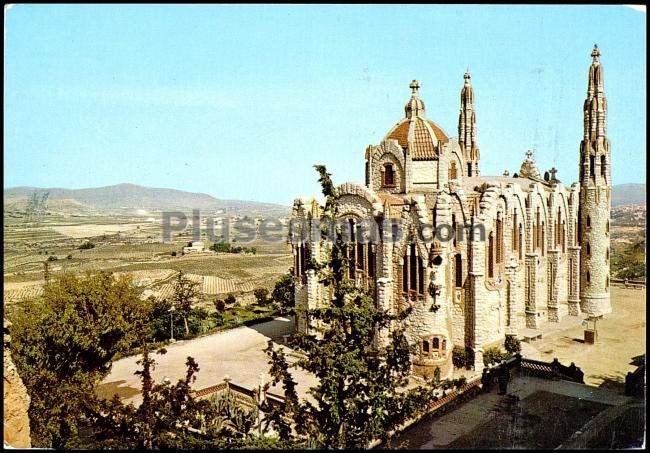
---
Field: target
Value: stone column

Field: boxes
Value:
[525,253,538,329]
[547,249,561,322]
[567,246,581,316]
[504,259,519,335]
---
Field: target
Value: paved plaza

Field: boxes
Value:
[520,286,646,388]
[100,316,317,406]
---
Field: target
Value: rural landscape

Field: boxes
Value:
[4,4,645,451]
[5,183,645,310]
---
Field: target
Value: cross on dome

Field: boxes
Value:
[410,79,420,95]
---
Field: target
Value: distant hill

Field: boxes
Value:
[3,183,290,216]
[3,182,643,215]
[612,183,645,207]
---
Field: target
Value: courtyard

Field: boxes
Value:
[101,286,645,414]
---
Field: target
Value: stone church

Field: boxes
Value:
[288,46,611,376]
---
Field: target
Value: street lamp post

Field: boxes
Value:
[169,304,176,343]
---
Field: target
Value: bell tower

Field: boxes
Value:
[578,45,611,316]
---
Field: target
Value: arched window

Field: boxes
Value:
[449,161,458,180]
[541,222,545,256]
[455,253,463,288]
[587,271,591,285]
[535,207,541,250]
[402,242,424,297]
[589,155,596,178]
[518,224,523,260]
[422,340,430,353]
[382,163,395,187]
[294,243,310,279]
[432,337,440,349]
[586,243,590,256]
[606,248,609,261]
[344,218,376,287]
[487,232,495,278]
[467,162,472,177]
[442,339,447,351]
[496,213,503,263]
[587,215,591,228]
[512,209,518,253]
[600,155,607,177]
[451,214,456,247]
[606,220,609,233]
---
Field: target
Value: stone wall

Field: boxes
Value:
[3,320,31,448]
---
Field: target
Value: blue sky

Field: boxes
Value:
[4,5,646,204]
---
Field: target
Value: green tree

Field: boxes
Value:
[172,271,200,336]
[8,271,151,448]
[272,273,295,314]
[264,165,413,448]
[83,346,261,449]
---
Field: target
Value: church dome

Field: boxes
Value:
[384,80,449,160]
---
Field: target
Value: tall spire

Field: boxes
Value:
[405,79,425,118]
[584,44,607,139]
[458,72,479,176]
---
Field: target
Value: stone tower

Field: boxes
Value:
[458,72,480,176]
[578,45,612,316]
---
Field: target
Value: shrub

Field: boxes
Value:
[452,345,473,369]
[211,241,231,253]
[47,255,58,262]
[78,242,95,250]
[272,273,295,314]
[483,346,508,366]
[504,334,521,354]
[214,299,226,312]
[253,288,269,305]
[224,294,236,305]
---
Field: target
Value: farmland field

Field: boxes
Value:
[3,210,293,307]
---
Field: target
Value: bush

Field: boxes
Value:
[78,242,95,250]
[211,241,232,253]
[452,345,473,369]
[214,299,226,312]
[253,288,269,305]
[504,334,521,354]
[483,346,508,366]
[224,294,236,305]
[171,251,177,257]
[47,255,58,262]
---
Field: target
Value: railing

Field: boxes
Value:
[191,380,286,408]
[611,278,646,287]
[368,375,483,449]
[518,356,584,383]
[481,354,584,384]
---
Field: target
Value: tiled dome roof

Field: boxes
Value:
[384,80,449,160]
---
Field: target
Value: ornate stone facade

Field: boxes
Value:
[289,47,611,375]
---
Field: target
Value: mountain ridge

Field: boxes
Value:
[4,182,644,213]
[4,183,290,215]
